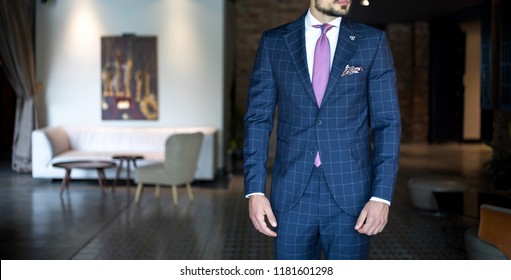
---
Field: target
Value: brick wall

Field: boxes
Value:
[387,22,430,143]
[233,0,308,112]
[411,22,430,143]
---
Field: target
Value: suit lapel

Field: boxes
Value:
[283,15,317,105]
[322,18,359,107]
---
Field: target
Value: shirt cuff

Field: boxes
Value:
[370,196,391,206]
[245,192,265,198]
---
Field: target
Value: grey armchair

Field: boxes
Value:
[134,132,204,205]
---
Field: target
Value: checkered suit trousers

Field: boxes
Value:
[275,167,370,260]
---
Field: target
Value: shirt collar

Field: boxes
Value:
[305,9,342,29]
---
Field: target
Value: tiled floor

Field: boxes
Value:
[0,143,509,260]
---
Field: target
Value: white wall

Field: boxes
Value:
[460,20,481,141]
[35,0,225,167]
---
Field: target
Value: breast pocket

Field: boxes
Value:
[336,72,368,96]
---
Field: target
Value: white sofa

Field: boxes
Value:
[31,126,218,180]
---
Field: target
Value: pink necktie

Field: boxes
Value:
[312,24,333,167]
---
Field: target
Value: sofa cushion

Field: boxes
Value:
[45,127,70,155]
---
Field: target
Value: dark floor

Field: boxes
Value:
[0,143,508,260]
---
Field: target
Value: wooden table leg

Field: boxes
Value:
[97,168,107,193]
[126,159,140,196]
[112,159,124,193]
[60,168,72,194]
[126,159,132,195]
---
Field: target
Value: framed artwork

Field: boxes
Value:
[101,35,158,120]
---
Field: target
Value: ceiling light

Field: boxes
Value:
[361,0,370,6]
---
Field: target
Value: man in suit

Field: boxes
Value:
[244,0,401,259]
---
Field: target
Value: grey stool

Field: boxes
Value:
[407,175,469,213]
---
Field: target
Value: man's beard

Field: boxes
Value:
[315,1,350,17]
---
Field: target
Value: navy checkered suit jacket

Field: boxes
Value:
[244,14,401,217]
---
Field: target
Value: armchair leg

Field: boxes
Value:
[186,183,194,201]
[155,184,161,198]
[134,183,143,203]
[171,184,178,205]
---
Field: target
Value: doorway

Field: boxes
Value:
[460,20,482,142]
[429,22,466,143]
[0,67,16,161]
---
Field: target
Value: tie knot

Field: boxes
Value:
[313,24,333,35]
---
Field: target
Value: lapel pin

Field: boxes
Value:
[349,35,356,41]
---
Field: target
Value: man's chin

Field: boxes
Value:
[337,4,351,14]
[330,9,350,17]
[334,0,351,12]
[330,4,351,16]
[316,2,351,17]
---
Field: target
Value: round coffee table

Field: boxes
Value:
[112,154,144,194]
[53,160,117,194]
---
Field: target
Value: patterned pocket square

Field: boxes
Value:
[341,65,364,77]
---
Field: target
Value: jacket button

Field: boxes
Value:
[310,150,316,155]
[317,120,322,125]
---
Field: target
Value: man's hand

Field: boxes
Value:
[249,195,277,237]
[354,200,389,236]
